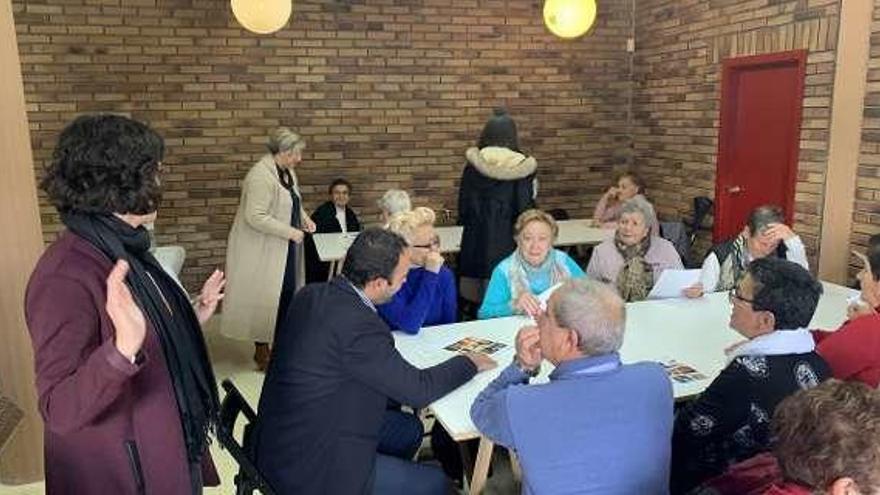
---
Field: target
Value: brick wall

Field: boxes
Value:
[632,0,840,266]
[12,0,635,290]
[852,0,880,273]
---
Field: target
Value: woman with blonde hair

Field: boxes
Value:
[378,207,457,333]
[222,127,316,371]
[478,209,584,319]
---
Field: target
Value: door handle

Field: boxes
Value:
[726,186,743,194]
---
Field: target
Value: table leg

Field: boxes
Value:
[336,257,345,275]
[468,437,494,495]
[509,450,522,483]
[327,261,336,281]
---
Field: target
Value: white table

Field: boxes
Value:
[394,282,856,493]
[312,220,613,280]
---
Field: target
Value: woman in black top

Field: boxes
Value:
[305,178,361,283]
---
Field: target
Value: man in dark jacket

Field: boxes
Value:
[254,228,496,494]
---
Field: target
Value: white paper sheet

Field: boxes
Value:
[647,269,702,300]
[537,282,564,311]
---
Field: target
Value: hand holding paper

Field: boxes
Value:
[648,269,702,300]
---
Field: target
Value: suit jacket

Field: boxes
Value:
[254,277,477,494]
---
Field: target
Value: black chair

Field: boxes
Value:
[684,196,713,246]
[547,208,570,221]
[217,379,276,495]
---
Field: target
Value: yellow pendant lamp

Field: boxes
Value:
[231,0,292,34]
[543,0,597,39]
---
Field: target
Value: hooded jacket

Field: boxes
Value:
[457,146,537,279]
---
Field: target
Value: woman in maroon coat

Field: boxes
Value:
[25,115,225,494]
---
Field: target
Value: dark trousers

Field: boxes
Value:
[377,409,423,460]
[371,454,450,495]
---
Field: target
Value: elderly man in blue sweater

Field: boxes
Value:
[471,278,674,494]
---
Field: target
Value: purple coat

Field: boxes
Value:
[25,232,217,494]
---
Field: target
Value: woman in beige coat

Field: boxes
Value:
[222,128,315,370]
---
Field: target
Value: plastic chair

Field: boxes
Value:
[217,379,276,495]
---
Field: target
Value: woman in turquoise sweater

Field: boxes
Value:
[478,209,585,319]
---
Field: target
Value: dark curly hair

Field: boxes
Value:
[747,257,823,330]
[41,114,164,215]
[342,228,407,288]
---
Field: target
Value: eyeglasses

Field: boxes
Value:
[728,289,755,306]
[412,236,441,249]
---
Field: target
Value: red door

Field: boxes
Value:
[713,50,806,242]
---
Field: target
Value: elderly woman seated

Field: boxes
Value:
[671,258,831,493]
[478,209,585,319]
[586,197,682,302]
[593,171,659,235]
[377,207,457,333]
[685,204,808,298]
[377,189,411,224]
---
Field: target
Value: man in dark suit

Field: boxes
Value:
[254,228,496,494]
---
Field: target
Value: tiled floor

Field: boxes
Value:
[0,318,517,494]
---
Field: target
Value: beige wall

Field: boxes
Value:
[847,0,880,279]
[819,0,873,283]
[0,0,45,484]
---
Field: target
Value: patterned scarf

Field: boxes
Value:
[507,249,571,302]
[614,232,653,302]
[718,234,748,291]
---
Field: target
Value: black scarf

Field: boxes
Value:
[61,212,219,468]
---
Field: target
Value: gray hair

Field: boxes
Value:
[377,189,412,217]
[552,278,626,356]
[620,196,656,232]
[747,205,785,237]
[267,127,305,154]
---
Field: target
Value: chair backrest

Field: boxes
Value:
[659,221,689,265]
[689,197,713,234]
[217,379,276,495]
[547,208,570,221]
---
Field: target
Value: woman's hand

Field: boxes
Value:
[195,269,226,325]
[764,223,796,242]
[302,215,316,233]
[683,283,704,299]
[106,260,147,361]
[424,251,445,273]
[289,228,304,243]
[604,186,620,200]
[513,293,542,317]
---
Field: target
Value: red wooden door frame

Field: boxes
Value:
[713,49,807,242]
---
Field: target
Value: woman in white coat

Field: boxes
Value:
[222,128,315,370]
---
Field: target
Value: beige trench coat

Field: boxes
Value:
[221,154,307,343]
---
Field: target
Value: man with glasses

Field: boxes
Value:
[671,257,831,493]
[470,278,674,494]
